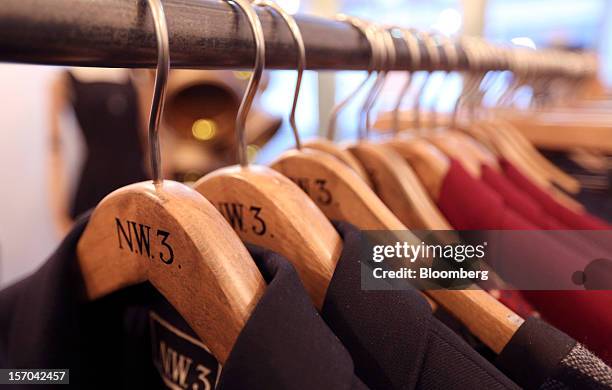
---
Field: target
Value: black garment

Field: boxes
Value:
[322,221,520,390]
[67,72,147,218]
[497,317,612,390]
[541,150,612,223]
[0,215,367,390]
[219,245,367,390]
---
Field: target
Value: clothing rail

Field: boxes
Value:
[0,0,466,71]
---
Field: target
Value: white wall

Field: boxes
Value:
[0,64,64,287]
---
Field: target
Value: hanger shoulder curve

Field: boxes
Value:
[383,138,450,200]
[428,289,523,354]
[270,148,405,230]
[77,180,265,363]
[347,142,452,230]
[425,134,482,177]
[302,138,372,186]
[193,165,342,309]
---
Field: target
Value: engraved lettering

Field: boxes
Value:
[157,230,174,264]
[218,202,245,232]
[130,221,151,257]
[315,179,332,205]
[116,218,133,252]
[249,206,266,236]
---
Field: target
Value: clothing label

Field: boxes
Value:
[150,311,221,390]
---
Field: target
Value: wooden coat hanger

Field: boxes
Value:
[268,12,404,231]
[458,44,584,208]
[77,0,265,363]
[339,23,451,230]
[193,0,342,310]
[299,21,371,186]
[353,24,524,353]
[475,46,583,193]
[414,32,486,177]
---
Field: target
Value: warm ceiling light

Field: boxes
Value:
[192,119,217,141]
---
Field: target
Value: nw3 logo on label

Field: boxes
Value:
[160,341,214,390]
[116,218,174,264]
[150,312,220,390]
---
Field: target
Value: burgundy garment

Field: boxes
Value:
[437,160,537,231]
[482,164,610,262]
[519,290,612,365]
[480,165,567,230]
[501,159,612,230]
[438,159,612,365]
[437,159,537,317]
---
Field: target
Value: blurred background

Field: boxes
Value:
[1,0,612,287]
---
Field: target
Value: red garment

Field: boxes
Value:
[438,160,535,231]
[437,159,537,317]
[481,164,609,261]
[501,159,611,230]
[480,165,567,230]
[438,159,612,364]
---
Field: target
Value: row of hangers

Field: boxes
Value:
[76,0,594,364]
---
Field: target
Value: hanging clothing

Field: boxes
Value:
[67,72,148,218]
[436,159,612,365]
[500,159,611,231]
[497,317,612,390]
[0,214,368,390]
[480,164,567,230]
[540,150,612,224]
[321,221,520,390]
[481,163,610,262]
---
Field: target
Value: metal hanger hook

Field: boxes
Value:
[362,25,395,138]
[326,14,376,141]
[146,0,170,184]
[412,31,439,130]
[253,0,305,150]
[358,24,384,139]
[392,28,421,134]
[229,0,266,167]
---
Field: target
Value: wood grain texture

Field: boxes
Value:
[427,289,523,354]
[370,139,523,352]
[303,138,372,186]
[347,141,451,230]
[77,180,266,363]
[383,137,450,201]
[194,165,342,309]
[493,118,581,193]
[270,148,404,230]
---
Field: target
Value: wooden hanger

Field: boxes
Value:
[469,45,582,193]
[300,65,372,186]
[341,24,451,229]
[193,0,342,310]
[77,0,265,363]
[264,13,404,231]
[455,43,584,207]
[301,51,371,186]
[354,24,523,352]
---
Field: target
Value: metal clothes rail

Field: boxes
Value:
[0,0,460,71]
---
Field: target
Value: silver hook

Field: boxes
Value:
[229,0,266,167]
[253,0,305,150]
[362,26,396,138]
[326,15,377,141]
[428,33,458,128]
[392,28,421,134]
[358,24,390,139]
[414,32,441,131]
[146,0,170,184]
